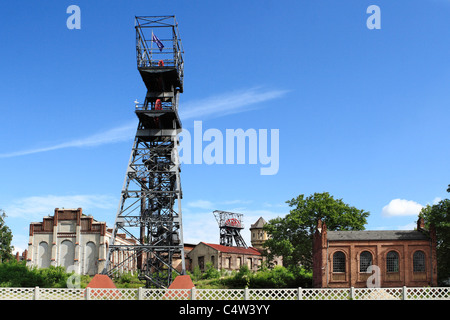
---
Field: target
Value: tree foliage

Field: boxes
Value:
[0,210,14,263]
[419,184,450,283]
[263,192,369,270]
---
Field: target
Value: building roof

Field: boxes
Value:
[250,217,267,229]
[327,230,430,241]
[201,242,261,256]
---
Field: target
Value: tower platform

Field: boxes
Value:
[138,67,183,93]
[135,108,182,131]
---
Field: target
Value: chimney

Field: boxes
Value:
[417,216,425,231]
[317,219,323,234]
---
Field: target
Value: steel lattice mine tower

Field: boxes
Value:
[213,210,248,248]
[103,16,185,288]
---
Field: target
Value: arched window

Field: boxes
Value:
[360,251,372,273]
[85,242,98,276]
[60,240,75,270]
[38,241,51,269]
[413,251,426,272]
[333,251,346,273]
[386,251,399,272]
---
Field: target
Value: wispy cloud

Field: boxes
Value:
[180,87,289,121]
[396,222,417,230]
[0,122,137,158]
[0,87,288,158]
[4,194,116,220]
[186,199,254,211]
[187,200,216,210]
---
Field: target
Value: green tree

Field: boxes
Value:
[263,192,369,270]
[0,210,14,263]
[419,185,450,284]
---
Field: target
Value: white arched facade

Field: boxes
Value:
[27,208,137,275]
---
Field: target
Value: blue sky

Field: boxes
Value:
[1,0,449,254]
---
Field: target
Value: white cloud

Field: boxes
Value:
[397,222,417,230]
[11,232,29,255]
[187,200,215,210]
[183,213,219,244]
[262,201,288,208]
[4,194,116,220]
[187,199,254,210]
[0,87,288,159]
[221,199,253,206]
[432,197,442,205]
[180,87,289,121]
[381,199,423,217]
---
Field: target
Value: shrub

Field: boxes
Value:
[222,265,252,288]
[251,265,295,288]
[203,262,221,280]
[0,260,91,288]
[188,266,203,282]
[39,266,71,288]
[0,260,43,287]
[289,265,313,288]
[219,265,312,289]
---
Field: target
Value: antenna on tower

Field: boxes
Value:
[213,210,248,248]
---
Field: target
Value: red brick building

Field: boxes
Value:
[313,217,437,288]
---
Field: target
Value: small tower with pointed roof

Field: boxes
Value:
[250,217,268,251]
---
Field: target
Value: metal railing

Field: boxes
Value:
[1,286,449,300]
[135,103,174,112]
[135,16,184,87]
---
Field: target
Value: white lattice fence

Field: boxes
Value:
[0,287,449,300]
[39,287,85,300]
[0,287,34,300]
[159,289,191,300]
[248,289,298,300]
[88,288,138,300]
[407,287,450,300]
[142,288,166,300]
[302,288,350,300]
[353,287,403,300]
[195,288,244,300]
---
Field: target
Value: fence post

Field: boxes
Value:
[34,286,40,300]
[297,287,303,300]
[85,287,90,300]
[402,286,407,300]
[350,287,355,300]
[244,287,249,300]
[191,287,196,300]
[138,287,143,300]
